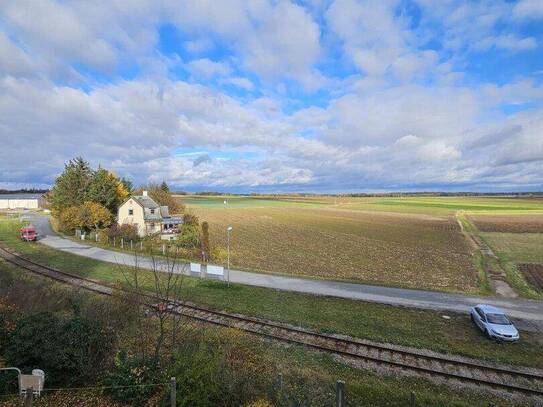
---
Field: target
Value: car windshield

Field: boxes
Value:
[486,313,510,325]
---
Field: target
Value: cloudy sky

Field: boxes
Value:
[1,0,542,192]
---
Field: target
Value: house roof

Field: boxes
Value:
[144,213,163,221]
[159,206,170,218]
[132,195,159,209]
[0,193,43,200]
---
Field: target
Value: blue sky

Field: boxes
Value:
[0,0,542,192]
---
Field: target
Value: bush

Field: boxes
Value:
[183,213,199,226]
[105,353,165,406]
[107,223,139,242]
[58,205,80,233]
[177,225,200,249]
[3,312,115,387]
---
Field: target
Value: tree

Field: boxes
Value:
[201,221,210,262]
[87,168,130,214]
[48,157,93,216]
[118,252,186,366]
[58,206,81,233]
[160,181,169,192]
[135,184,184,214]
[78,201,112,231]
[120,177,133,194]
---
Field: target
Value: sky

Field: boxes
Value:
[1,0,542,193]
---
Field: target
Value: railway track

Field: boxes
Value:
[1,245,543,399]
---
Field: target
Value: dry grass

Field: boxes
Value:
[469,214,543,233]
[193,206,478,292]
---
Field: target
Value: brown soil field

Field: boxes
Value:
[518,264,543,292]
[469,215,543,233]
[192,207,478,292]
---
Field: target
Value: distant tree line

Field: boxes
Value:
[0,188,49,194]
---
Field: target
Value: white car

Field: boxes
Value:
[470,304,519,342]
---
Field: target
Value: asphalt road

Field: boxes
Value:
[24,213,543,329]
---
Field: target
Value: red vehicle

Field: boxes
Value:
[20,225,37,241]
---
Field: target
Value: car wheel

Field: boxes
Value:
[470,313,474,322]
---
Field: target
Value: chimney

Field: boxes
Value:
[142,190,148,197]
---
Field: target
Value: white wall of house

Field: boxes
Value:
[118,198,146,236]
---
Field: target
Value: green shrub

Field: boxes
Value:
[105,352,165,406]
[3,312,114,387]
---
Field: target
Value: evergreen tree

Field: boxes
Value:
[87,168,129,214]
[160,181,169,192]
[120,177,133,193]
[48,157,93,216]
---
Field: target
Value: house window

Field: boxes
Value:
[150,209,155,214]
[128,209,133,215]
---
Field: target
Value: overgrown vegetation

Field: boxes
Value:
[1,218,542,370]
[0,261,519,406]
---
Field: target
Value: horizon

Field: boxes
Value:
[1,1,542,192]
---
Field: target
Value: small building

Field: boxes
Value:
[117,191,183,238]
[0,193,45,210]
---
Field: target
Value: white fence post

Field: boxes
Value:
[121,238,124,249]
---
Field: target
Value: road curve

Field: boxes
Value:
[22,213,543,330]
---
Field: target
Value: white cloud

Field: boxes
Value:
[220,76,254,91]
[0,0,542,191]
[513,0,543,20]
[186,58,232,78]
[474,34,537,52]
[184,38,214,53]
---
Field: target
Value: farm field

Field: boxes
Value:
[466,213,543,297]
[179,195,543,294]
[470,214,543,233]
[1,218,543,370]
[480,233,543,264]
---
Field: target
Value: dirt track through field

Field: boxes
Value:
[456,212,517,298]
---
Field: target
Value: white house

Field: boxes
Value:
[0,193,45,210]
[117,191,182,239]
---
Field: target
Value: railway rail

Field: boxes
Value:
[1,245,543,399]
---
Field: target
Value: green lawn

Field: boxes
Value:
[1,218,542,369]
[478,232,543,299]
[481,232,543,264]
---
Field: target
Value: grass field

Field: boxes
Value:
[481,233,543,264]
[1,217,542,370]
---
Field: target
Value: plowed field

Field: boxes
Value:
[192,206,478,292]
[470,215,543,233]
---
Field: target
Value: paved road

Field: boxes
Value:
[24,213,543,329]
